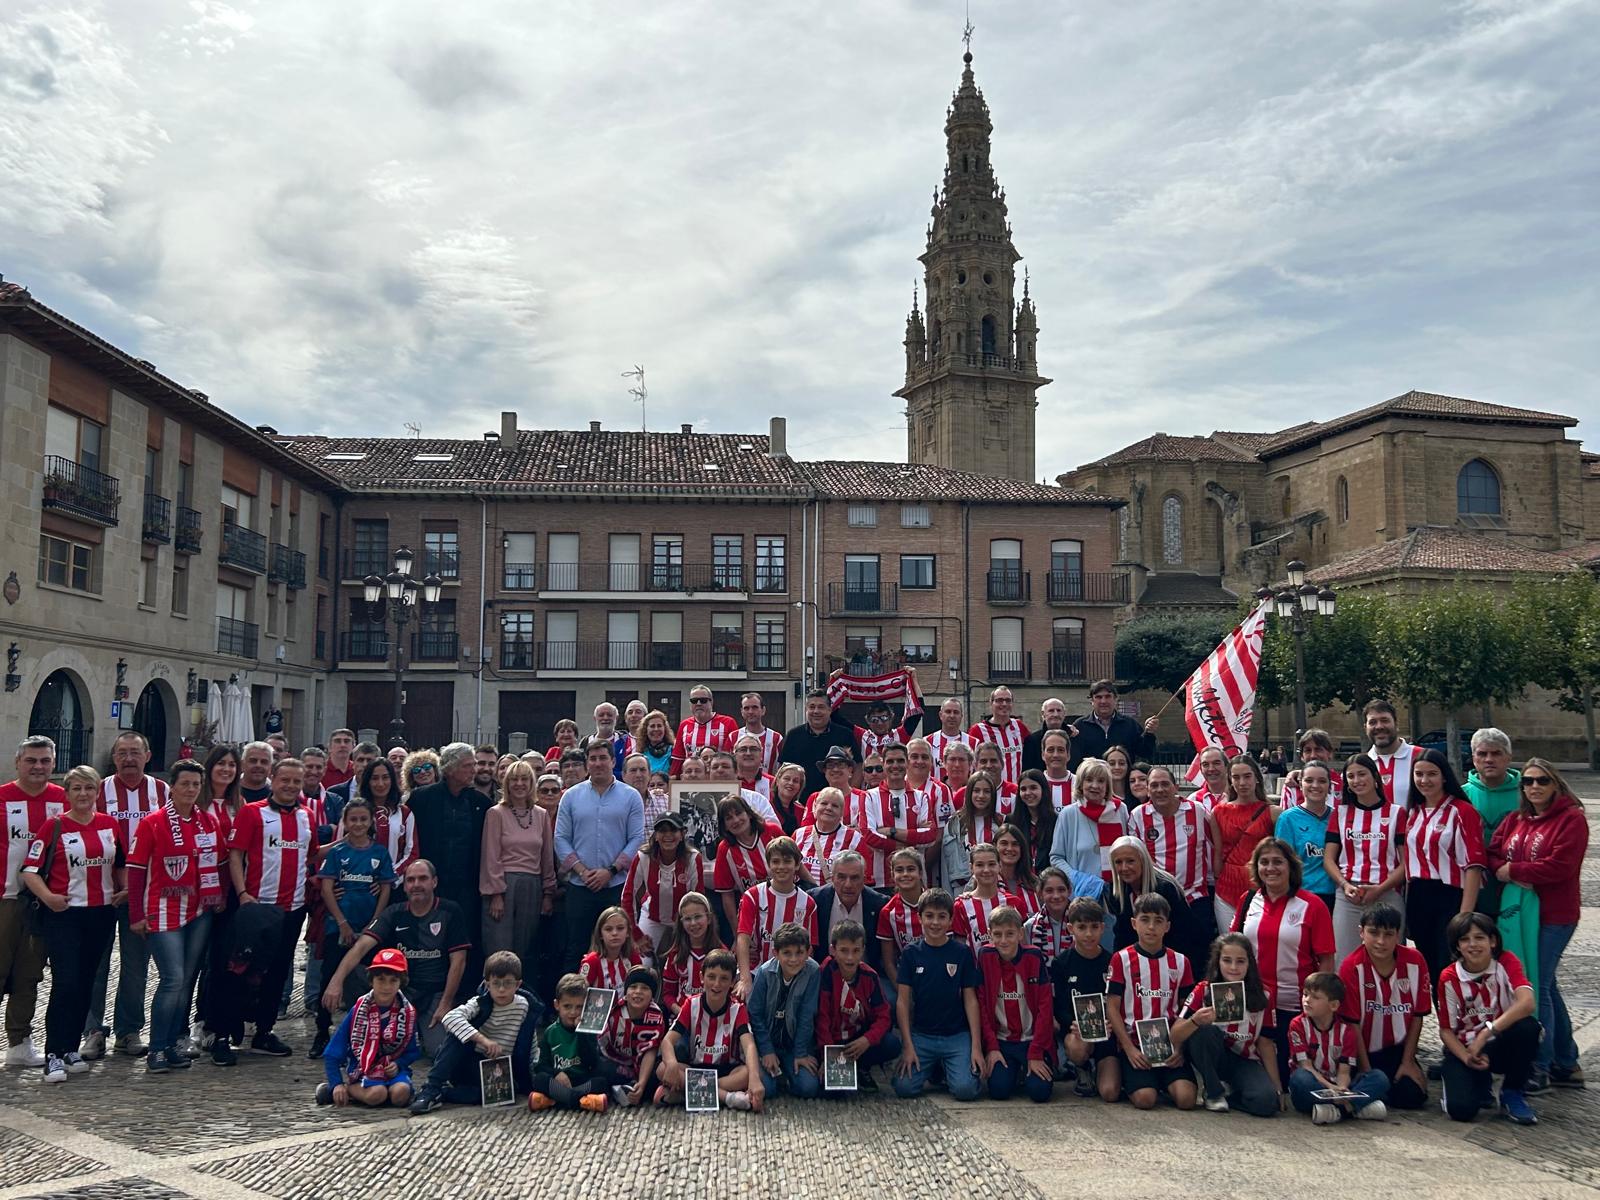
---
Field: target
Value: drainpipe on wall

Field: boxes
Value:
[962,502,972,717]
[475,494,487,745]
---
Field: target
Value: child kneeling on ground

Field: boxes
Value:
[816,920,899,1094]
[892,889,984,1102]
[599,966,668,1108]
[657,948,765,1111]
[1287,971,1389,1125]
[749,922,822,1099]
[1106,894,1196,1111]
[1172,933,1281,1116]
[409,951,543,1114]
[1437,912,1541,1126]
[317,948,418,1108]
[529,974,610,1112]
[977,906,1054,1102]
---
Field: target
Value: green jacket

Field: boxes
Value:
[1465,768,1520,838]
[533,1020,601,1084]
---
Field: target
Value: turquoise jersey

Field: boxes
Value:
[1274,805,1333,896]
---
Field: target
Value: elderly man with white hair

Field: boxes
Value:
[1465,726,1521,921]
[405,742,493,933]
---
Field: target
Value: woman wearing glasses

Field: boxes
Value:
[1488,758,1589,1093]
[399,749,440,803]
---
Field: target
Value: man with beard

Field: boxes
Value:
[1067,681,1157,772]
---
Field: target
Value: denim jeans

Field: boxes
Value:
[893,1030,981,1101]
[147,913,213,1054]
[1288,1066,1389,1114]
[986,1039,1053,1103]
[85,905,150,1037]
[1537,923,1578,1075]
[758,1048,822,1098]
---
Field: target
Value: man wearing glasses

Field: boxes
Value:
[673,688,739,776]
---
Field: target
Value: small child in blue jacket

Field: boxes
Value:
[317,948,420,1107]
[749,922,822,1099]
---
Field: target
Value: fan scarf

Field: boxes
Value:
[349,994,416,1080]
[825,667,924,712]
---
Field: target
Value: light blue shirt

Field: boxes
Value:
[1275,804,1334,896]
[553,778,645,885]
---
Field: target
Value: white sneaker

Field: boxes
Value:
[1204,1094,1230,1112]
[63,1052,91,1074]
[43,1054,68,1083]
[724,1090,753,1111]
[1311,1103,1342,1125]
[5,1038,45,1068]
[80,1030,107,1061]
[610,1084,632,1107]
[1355,1100,1388,1121]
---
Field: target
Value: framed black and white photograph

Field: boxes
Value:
[684,1066,720,1112]
[1210,980,1246,1025]
[578,987,616,1035]
[1072,992,1109,1043]
[479,1054,515,1107]
[1136,1017,1174,1065]
[822,1044,857,1092]
[670,783,733,854]
[1312,1087,1370,1102]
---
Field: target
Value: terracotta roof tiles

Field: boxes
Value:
[1306,526,1583,584]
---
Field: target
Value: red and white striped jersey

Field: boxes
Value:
[736,774,773,803]
[926,731,972,783]
[1438,952,1531,1043]
[1107,945,1193,1031]
[851,785,935,887]
[858,723,915,759]
[1024,911,1071,963]
[737,883,818,961]
[1131,800,1212,901]
[229,801,318,910]
[1191,787,1227,813]
[128,806,223,932]
[1288,1013,1358,1076]
[1000,879,1041,919]
[1339,944,1431,1053]
[581,950,642,992]
[624,849,707,927]
[712,824,781,894]
[1279,773,1344,809]
[23,814,121,907]
[1042,775,1074,810]
[968,719,1030,787]
[1326,798,1402,887]
[877,894,922,951]
[673,993,751,1068]
[1181,981,1272,1059]
[676,714,740,758]
[977,944,1053,1058]
[952,889,1020,952]
[955,810,1006,849]
[1233,888,1336,1011]
[740,727,784,775]
[1400,798,1485,887]
[600,1000,667,1072]
[661,946,708,1011]
[98,775,168,861]
[375,805,417,875]
[921,778,956,827]
[792,822,864,886]
[2,783,66,899]
[1073,798,1131,881]
[1369,742,1418,809]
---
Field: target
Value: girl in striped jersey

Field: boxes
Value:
[735,838,817,998]
[941,772,1003,894]
[581,907,643,991]
[1173,933,1281,1116]
[1012,771,1058,874]
[877,848,927,988]
[994,825,1041,919]
[712,796,784,941]
[1437,912,1540,1125]
[1322,756,1403,962]
[1400,749,1486,986]
[793,788,864,888]
[952,844,1018,953]
[623,813,707,959]
[22,766,123,1083]
[1070,759,1130,882]
[660,892,723,1012]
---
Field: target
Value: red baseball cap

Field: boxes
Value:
[369,948,409,976]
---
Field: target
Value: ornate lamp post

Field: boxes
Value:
[363,545,443,749]
[1257,559,1337,737]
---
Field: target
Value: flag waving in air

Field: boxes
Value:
[1183,601,1270,781]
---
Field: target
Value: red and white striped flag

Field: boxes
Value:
[1183,601,1270,781]
[826,668,924,714]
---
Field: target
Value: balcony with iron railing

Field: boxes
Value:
[425,549,460,580]
[503,562,538,591]
[175,507,203,554]
[1048,647,1117,684]
[1046,570,1130,605]
[340,628,390,662]
[412,630,459,662]
[41,456,121,526]
[269,544,307,589]
[217,616,259,659]
[220,522,267,573]
[141,494,171,544]
[541,562,750,594]
[987,566,1030,604]
[535,640,748,673]
[827,649,911,675]
[988,649,1032,680]
[827,581,898,615]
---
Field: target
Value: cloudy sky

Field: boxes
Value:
[2,0,1596,475]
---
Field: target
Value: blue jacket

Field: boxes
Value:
[1048,805,1102,879]
[748,956,820,1060]
[323,998,422,1088]
[808,885,887,973]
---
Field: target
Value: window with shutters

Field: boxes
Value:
[37,534,96,593]
[900,504,930,528]
[503,532,537,589]
[847,505,878,528]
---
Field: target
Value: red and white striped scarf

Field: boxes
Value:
[349,993,415,1080]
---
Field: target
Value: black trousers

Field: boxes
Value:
[1367,1042,1430,1109]
[1405,879,1463,986]
[213,906,305,1039]
[40,906,117,1057]
[1441,1016,1540,1120]
[198,901,236,1034]
[564,883,622,975]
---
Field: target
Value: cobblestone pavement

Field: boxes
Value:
[2,803,1598,1199]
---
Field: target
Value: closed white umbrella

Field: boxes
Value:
[229,684,254,744]
[206,681,225,735]
[220,681,246,744]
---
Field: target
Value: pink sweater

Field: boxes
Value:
[480,804,557,897]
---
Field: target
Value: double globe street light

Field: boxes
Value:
[1256,559,1338,738]
[363,545,444,749]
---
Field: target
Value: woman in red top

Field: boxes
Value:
[129,759,223,1074]
[711,795,782,941]
[1488,757,1589,1090]
[1400,748,1485,985]
[1212,755,1277,932]
[21,765,124,1082]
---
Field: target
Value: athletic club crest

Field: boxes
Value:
[429,921,442,936]
[163,856,189,878]
[945,962,958,977]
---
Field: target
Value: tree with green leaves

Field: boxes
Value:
[1511,572,1600,768]
[1114,612,1237,696]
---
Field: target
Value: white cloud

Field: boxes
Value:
[0,0,1595,476]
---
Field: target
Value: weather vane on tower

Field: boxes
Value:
[963,0,975,53]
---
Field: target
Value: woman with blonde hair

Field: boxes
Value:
[399,748,440,801]
[480,760,556,976]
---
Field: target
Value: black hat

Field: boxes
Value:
[623,966,659,994]
[653,812,686,832]
[818,746,855,771]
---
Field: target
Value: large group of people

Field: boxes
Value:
[0,684,1585,1127]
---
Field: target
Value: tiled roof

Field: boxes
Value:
[1262,390,1575,456]
[1576,540,1600,567]
[1306,526,1584,584]
[799,460,1118,505]
[1079,433,1259,468]
[1137,573,1239,606]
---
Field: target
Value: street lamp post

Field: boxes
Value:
[363,545,443,750]
[1257,559,1337,739]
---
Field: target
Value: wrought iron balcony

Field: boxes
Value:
[269,544,307,589]
[1046,571,1130,604]
[175,507,203,554]
[827,582,898,615]
[41,456,121,526]
[412,630,459,662]
[987,567,1030,603]
[141,494,172,544]
[220,522,267,573]
[340,628,390,661]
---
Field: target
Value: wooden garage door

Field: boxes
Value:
[346,680,455,750]
[498,690,578,753]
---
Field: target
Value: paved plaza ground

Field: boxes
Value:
[3,795,1599,1199]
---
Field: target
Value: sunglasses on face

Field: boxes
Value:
[863,766,884,774]
[1521,775,1553,786]
[691,697,711,705]
[411,767,434,776]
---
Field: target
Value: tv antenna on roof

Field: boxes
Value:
[963,0,975,52]
[622,365,646,431]
[403,421,421,438]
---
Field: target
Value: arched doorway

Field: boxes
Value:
[132,680,177,771]
[29,670,93,771]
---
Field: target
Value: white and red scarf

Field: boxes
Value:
[349,993,416,1080]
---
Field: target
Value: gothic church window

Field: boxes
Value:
[981,316,997,357]
[1161,496,1184,564]
[1457,459,1501,515]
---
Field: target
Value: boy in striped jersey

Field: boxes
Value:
[1337,903,1430,1109]
[1436,912,1540,1125]
[816,921,897,1092]
[976,907,1054,1102]
[658,949,763,1111]
[1287,972,1389,1124]
[1106,894,1195,1111]
[735,838,817,997]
